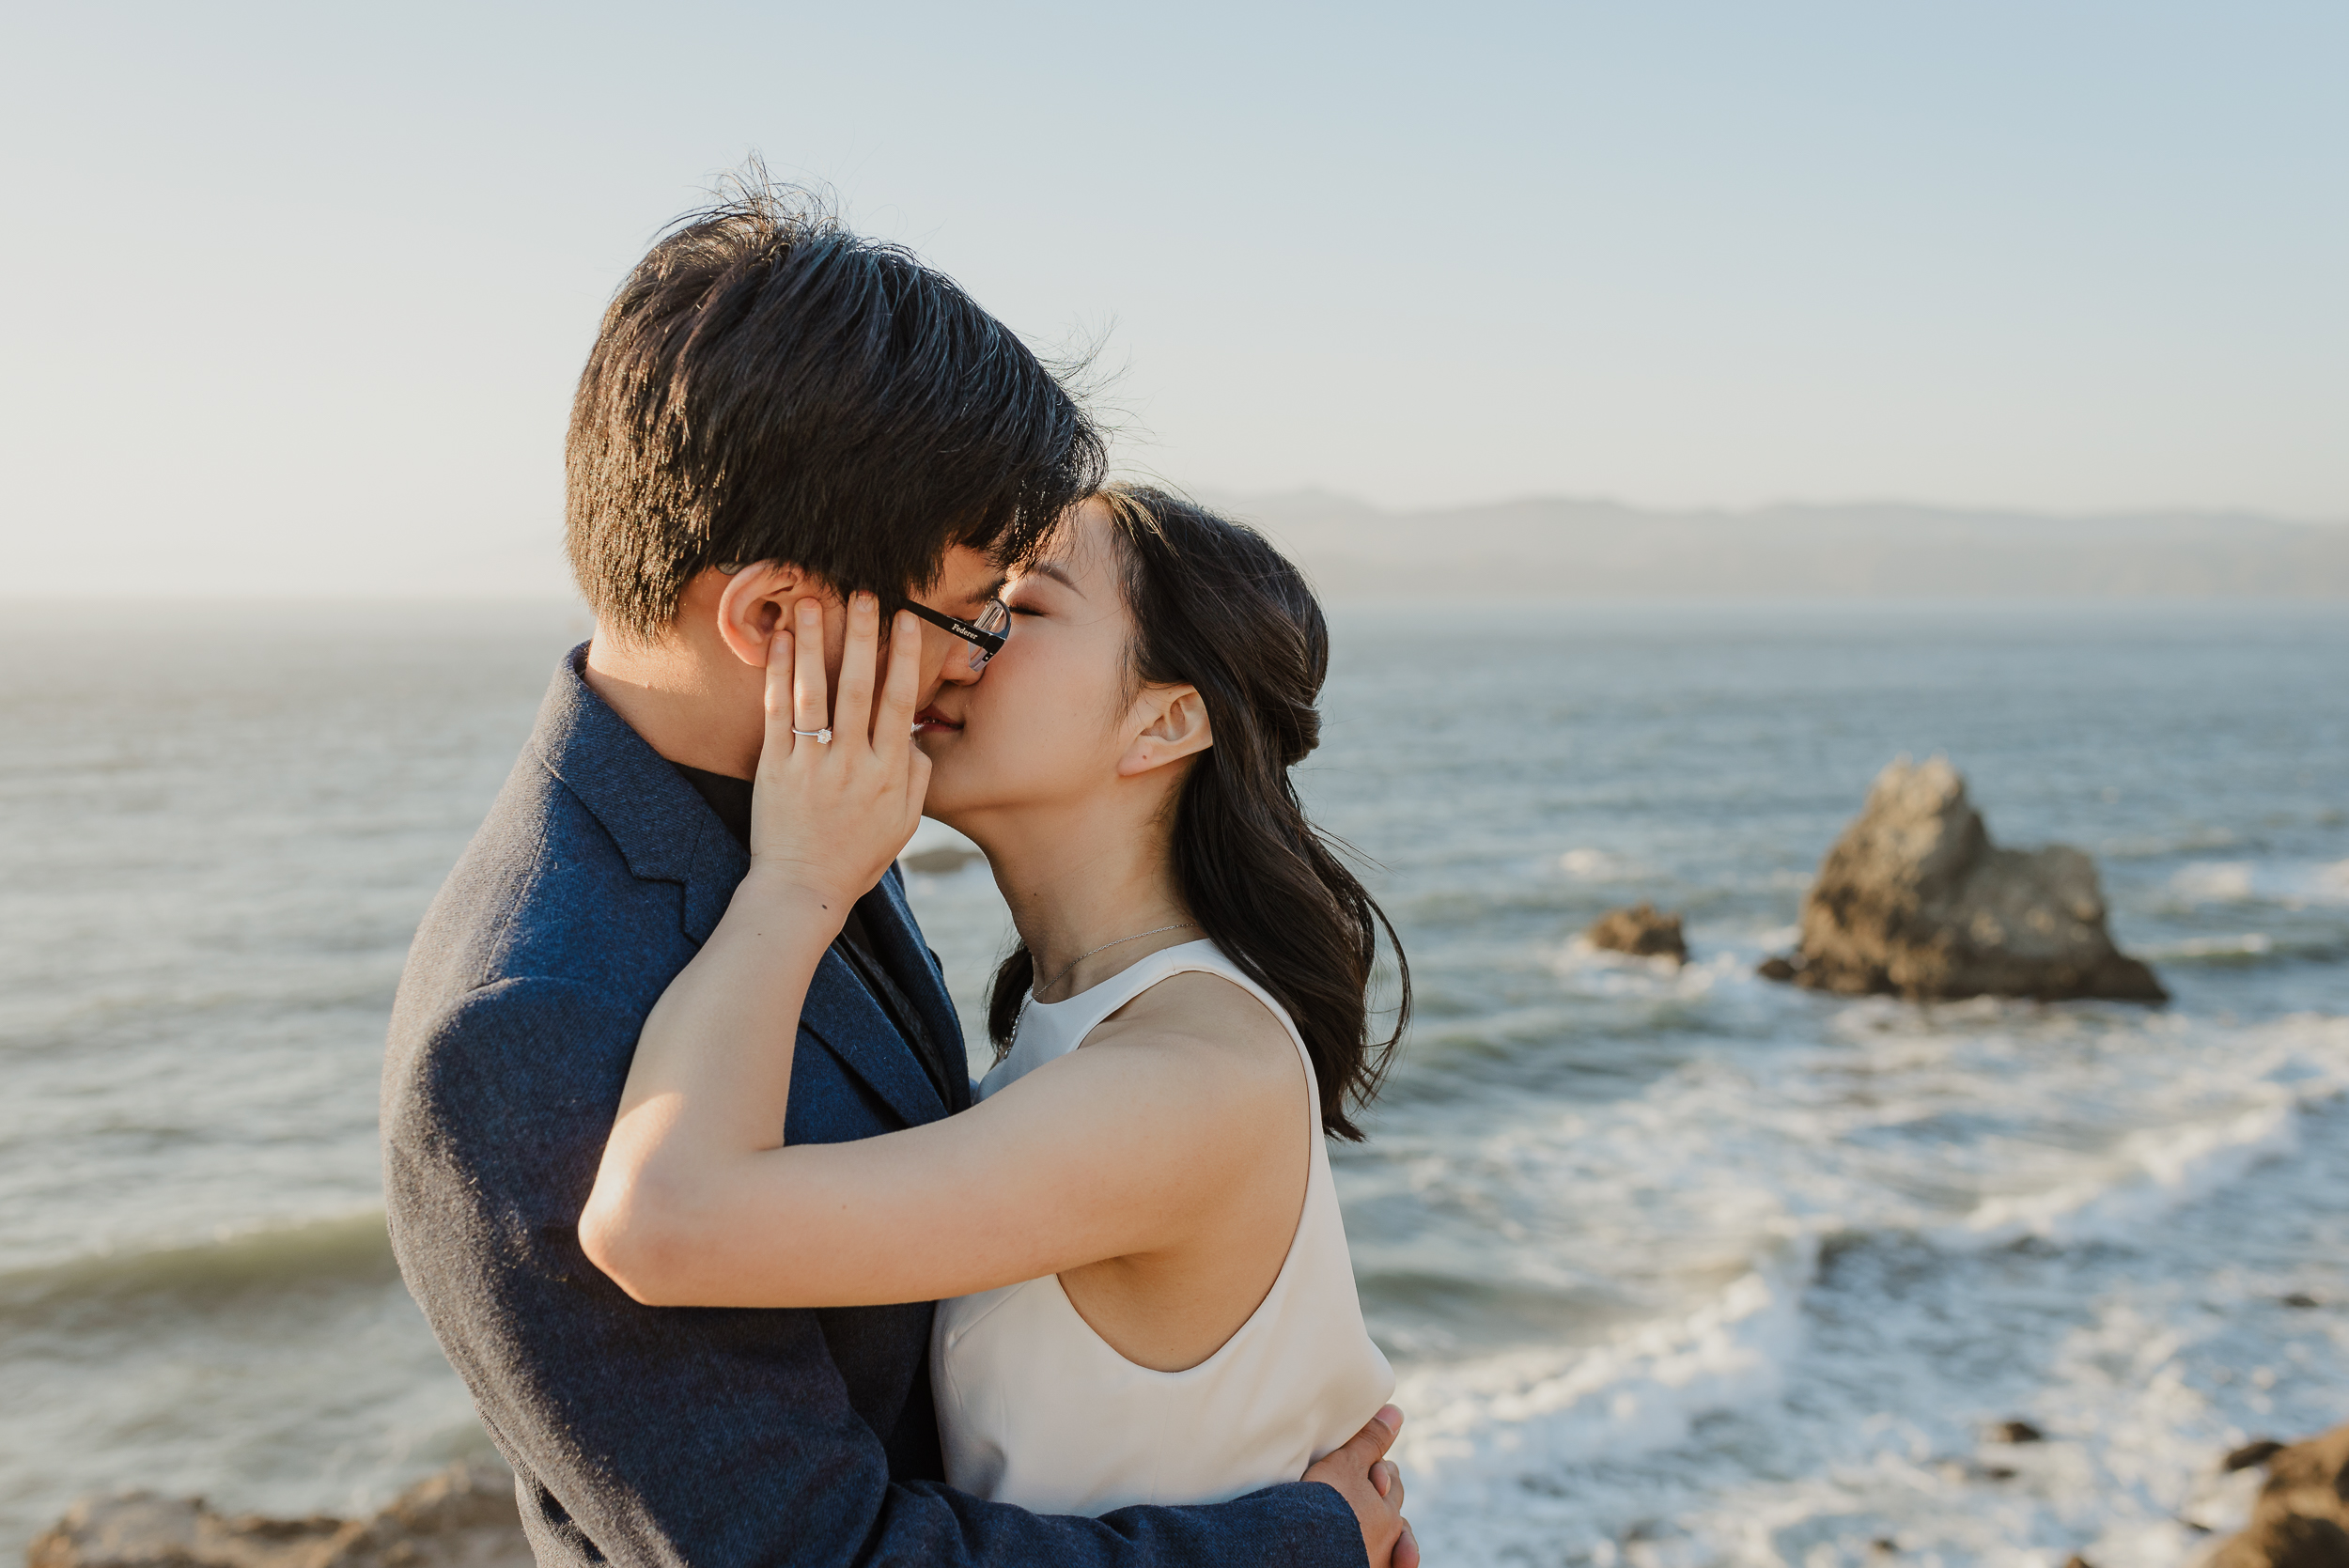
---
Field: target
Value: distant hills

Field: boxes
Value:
[1201,491,2349,599]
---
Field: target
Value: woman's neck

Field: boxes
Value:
[961,796,1194,1001]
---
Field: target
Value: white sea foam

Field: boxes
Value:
[1953,1100,2297,1245]
[1559,846,1656,881]
[2143,932,2276,962]
[1551,941,1753,998]
[2170,856,2349,908]
[1393,1250,1813,1526]
[1369,1009,2349,1564]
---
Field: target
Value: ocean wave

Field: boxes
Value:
[2166,857,2349,909]
[1552,940,1722,990]
[1557,847,1658,882]
[1392,1238,1815,1512]
[1921,1014,2333,1251]
[1950,1100,2300,1247]
[2139,932,2279,966]
[1377,1018,2349,1565]
[2099,827,2248,862]
[0,1211,397,1320]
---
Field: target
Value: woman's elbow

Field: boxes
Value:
[579,1168,701,1306]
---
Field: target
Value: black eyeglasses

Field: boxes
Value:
[899,598,1010,670]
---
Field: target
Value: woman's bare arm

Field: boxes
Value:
[590,977,1296,1307]
[578,593,1294,1309]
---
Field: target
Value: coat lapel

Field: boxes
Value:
[863,865,972,1110]
[531,644,950,1128]
[528,644,745,944]
[800,945,951,1126]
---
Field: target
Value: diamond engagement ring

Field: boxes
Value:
[792,727,832,743]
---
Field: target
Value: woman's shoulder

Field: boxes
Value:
[1088,967,1300,1084]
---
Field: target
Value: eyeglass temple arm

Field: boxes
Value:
[898,598,1006,653]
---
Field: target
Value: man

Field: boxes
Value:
[382,179,1411,1567]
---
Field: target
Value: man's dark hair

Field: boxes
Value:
[566,174,1104,640]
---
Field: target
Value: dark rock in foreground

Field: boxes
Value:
[1762,757,2167,1003]
[28,1463,530,1568]
[2208,1422,2349,1568]
[1585,903,1688,964]
[2211,1514,2349,1568]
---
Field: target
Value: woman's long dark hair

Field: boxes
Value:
[984,485,1410,1140]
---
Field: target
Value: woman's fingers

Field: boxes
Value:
[760,617,796,757]
[878,610,925,748]
[747,592,923,902]
[832,593,879,745]
[750,621,797,860]
[884,613,930,826]
[789,598,831,740]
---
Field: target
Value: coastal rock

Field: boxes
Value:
[2206,1422,2349,1568]
[28,1463,531,1568]
[1764,757,2167,1003]
[2206,1513,2349,1568]
[1585,903,1688,964]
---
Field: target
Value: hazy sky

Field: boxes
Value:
[4,2,2342,596]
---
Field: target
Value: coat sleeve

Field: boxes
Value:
[382,975,1369,1568]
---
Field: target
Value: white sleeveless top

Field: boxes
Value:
[930,939,1394,1516]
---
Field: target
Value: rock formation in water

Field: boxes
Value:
[28,1463,530,1568]
[2207,1422,2349,1568]
[1584,903,1688,964]
[1758,757,2167,1003]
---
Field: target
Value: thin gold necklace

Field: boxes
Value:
[1033,923,1198,1004]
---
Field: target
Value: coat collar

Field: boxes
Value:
[799,944,952,1124]
[862,865,972,1111]
[528,644,744,943]
[527,644,957,1126]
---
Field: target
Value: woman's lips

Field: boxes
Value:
[912,706,963,735]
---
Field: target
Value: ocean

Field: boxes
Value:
[2,599,2343,1567]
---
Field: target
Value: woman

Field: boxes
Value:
[581,487,1411,1545]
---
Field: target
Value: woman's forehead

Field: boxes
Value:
[1017,499,1118,592]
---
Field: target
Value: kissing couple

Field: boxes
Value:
[384,178,1419,1568]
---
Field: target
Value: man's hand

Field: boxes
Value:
[1303,1405,1418,1568]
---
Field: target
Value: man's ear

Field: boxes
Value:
[1116,686,1213,778]
[711,562,831,667]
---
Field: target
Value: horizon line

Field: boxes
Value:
[1197,487,2349,527]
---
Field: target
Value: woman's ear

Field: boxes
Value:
[711,562,824,666]
[1117,686,1213,778]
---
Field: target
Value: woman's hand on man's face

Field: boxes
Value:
[745,593,930,911]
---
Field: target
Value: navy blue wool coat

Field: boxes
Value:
[382,647,1362,1568]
